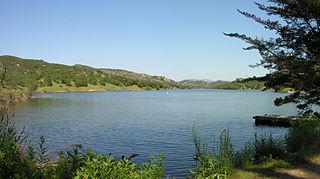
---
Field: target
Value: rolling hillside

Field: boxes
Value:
[179,79,265,90]
[0,55,180,92]
[0,55,266,92]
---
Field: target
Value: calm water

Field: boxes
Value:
[13,90,296,177]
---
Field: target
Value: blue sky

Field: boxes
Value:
[0,0,274,81]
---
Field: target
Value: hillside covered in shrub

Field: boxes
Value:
[0,55,180,92]
[179,79,265,90]
[0,55,267,92]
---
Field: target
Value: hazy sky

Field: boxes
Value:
[0,0,274,81]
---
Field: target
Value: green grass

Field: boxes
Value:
[35,82,148,92]
[230,157,320,179]
[278,87,294,93]
[191,118,320,178]
[231,158,290,178]
[191,128,233,178]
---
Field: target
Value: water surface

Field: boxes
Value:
[14,90,296,177]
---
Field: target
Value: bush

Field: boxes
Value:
[75,153,164,179]
[191,128,233,178]
[233,142,255,169]
[285,116,320,162]
[0,136,23,178]
[55,144,85,179]
[286,117,320,153]
[0,91,36,178]
[254,134,286,161]
[0,135,37,178]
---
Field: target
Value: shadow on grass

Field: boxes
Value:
[289,160,320,176]
[243,167,299,179]
[240,160,320,179]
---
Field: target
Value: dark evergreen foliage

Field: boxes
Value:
[225,0,320,113]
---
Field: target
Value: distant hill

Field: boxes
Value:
[101,68,175,84]
[0,55,180,92]
[178,79,265,90]
[0,55,266,92]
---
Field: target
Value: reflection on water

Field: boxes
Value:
[14,90,296,177]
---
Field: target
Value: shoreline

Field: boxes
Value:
[32,88,273,94]
[34,87,174,93]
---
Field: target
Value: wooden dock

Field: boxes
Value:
[253,114,297,127]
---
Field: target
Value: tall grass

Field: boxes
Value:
[191,126,288,178]
[233,142,255,169]
[191,115,320,178]
[285,116,320,162]
[254,134,286,161]
[191,127,233,178]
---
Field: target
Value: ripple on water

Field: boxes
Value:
[14,90,296,177]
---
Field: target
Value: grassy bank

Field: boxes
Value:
[192,116,320,178]
[34,82,148,93]
[231,155,320,178]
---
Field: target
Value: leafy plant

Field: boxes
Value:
[254,134,286,161]
[285,116,320,162]
[191,127,233,178]
[26,143,35,161]
[0,135,23,178]
[55,144,84,178]
[0,135,41,178]
[75,153,164,179]
[233,142,255,169]
[36,136,50,163]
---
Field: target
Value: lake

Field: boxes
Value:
[13,90,296,177]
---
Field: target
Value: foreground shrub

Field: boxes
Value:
[0,92,35,178]
[25,137,165,179]
[191,127,289,178]
[0,136,23,178]
[285,116,320,162]
[254,134,286,161]
[54,144,85,178]
[0,135,37,179]
[75,153,164,179]
[0,91,26,144]
[191,128,233,178]
[286,117,320,153]
[233,142,255,169]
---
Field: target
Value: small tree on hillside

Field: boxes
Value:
[225,0,320,114]
[0,67,6,88]
[0,61,6,88]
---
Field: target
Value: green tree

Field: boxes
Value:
[0,66,6,88]
[225,0,320,114]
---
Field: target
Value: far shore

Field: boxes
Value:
[34,84,178,93]
[34,86,279,94]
